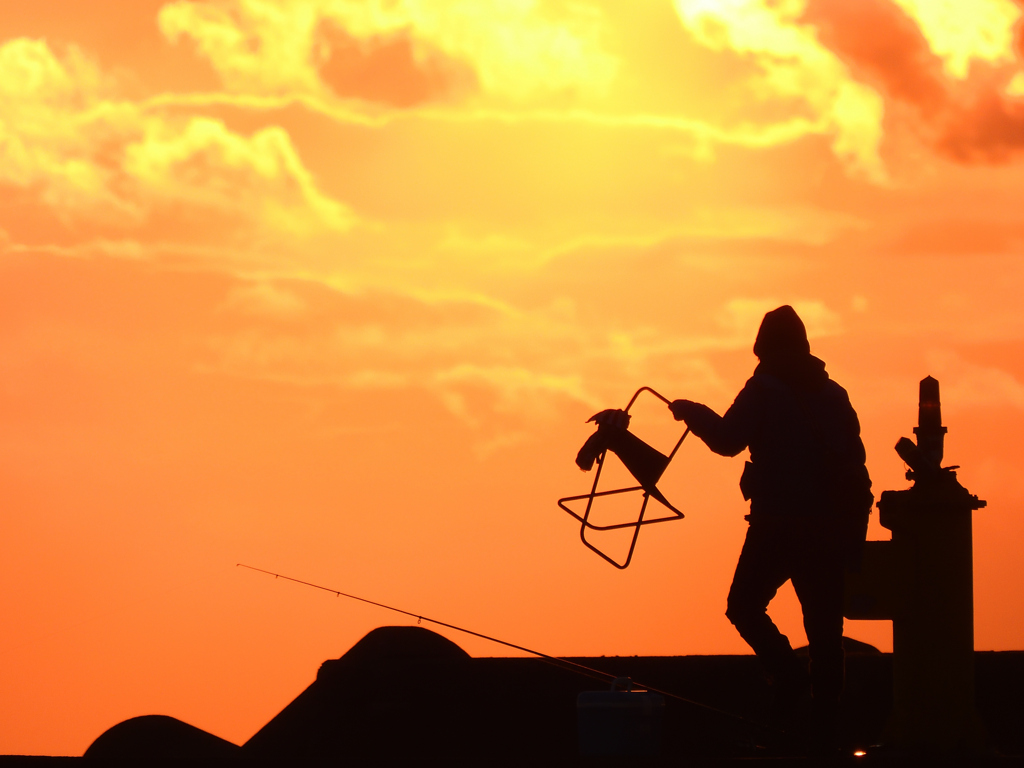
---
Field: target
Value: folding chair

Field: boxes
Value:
[558,387,689,569]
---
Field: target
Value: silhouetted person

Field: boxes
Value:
[669,306,872,749]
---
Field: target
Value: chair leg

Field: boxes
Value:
[579,492,651,569]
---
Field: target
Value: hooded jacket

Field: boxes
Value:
[682,307,872,520]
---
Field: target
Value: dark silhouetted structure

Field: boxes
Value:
[83,714,241,764]
[669,305,873,747]
[845,376,988,752]
[76,625,1024,765]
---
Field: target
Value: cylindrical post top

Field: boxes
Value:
[918,376,943,431]
[912,376,946,471]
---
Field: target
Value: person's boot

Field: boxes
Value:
[771,656,811,718]
[765,656,812,752]
[808,698,842,758]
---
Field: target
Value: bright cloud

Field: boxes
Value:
[124,117,355,234]
[322,0,619,100]
[0,37,353,241]
[0,39,134,219]
[159,0,324,96]
[673,0,886,181]
[892,0,1021,79]
[158,0,619,103]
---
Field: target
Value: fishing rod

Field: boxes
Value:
[237,563,773,734]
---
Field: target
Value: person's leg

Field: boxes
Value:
[791,530,846,704]
[726,520,808,695]
[791,524,847,751]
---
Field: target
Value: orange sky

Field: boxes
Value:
[3,0,1024,756]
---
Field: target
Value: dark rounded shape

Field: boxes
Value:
[340,625,469,664]
[753,305,810,360]
[84,714,241,762]
[318,626,469,679]
[841,636,884,655]
[795,635,883,656]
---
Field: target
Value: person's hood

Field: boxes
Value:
[753,305,810,359]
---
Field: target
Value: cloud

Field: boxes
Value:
[430,364,598,419]
[927,350,1024,410]
[673,0,887,182]
[321,0,619,101]
[147,0,1024,173]
[123,116,355,234]
[149,0,905,182]
[806,0,1024,164]
[0,39,136,220]
[220,281,307,316]
[804,0,948,112]
[890,0,1020,80]
[200,264,851,444]
[938,91,1024,162]
[200,286,605,439]
[158,0,619,104]
[315,23,477,107]
[0,37,354,245]
[158,0,324,96]
[716,298,843,347]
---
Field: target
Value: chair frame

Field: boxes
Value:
[558,387,690,569]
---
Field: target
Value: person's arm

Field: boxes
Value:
[669,384,756,457]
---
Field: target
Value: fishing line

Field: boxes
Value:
[237,563,773,733]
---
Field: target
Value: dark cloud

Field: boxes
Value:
[805,0,948,113]
[806,0,1024,164]
[315,22,477,108]
[940,91,1024,162]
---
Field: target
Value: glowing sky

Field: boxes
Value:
[3,0,1024,756]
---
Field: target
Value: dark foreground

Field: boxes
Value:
[4,627,1024,767]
